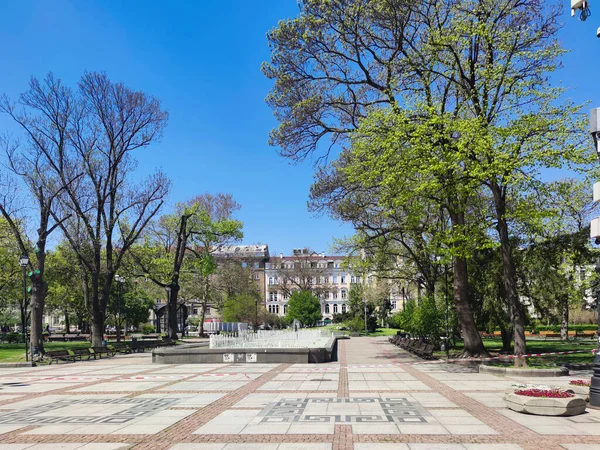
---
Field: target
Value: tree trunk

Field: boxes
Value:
[448,210,488,357]
[64,307,70,333]
[453,255,488,357]
[90,274,104,347]
[199,300,207,336]
[560,298,569,341]
[167,286,180,340]
[29,278,46,357]
[492,185,527,362]
[91,310,104,347]
[500,324,512,353]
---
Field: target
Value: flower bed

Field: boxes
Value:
[504,387,586,416]
[514,388,574,398]
[569,379,591,387]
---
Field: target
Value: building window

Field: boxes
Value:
[351,276,355,283]
[192,308,198,315]
[341,289,347,299]
[342,304,346,313]
[253,273,260,280]
[241,262,247,268]
[269,292,278,302]
[333,275,338,284]
[275,305,280,314]
[341,275,346,284]
[333,291,338,299]
[325,304,330,314]
[253,262,259,269]
[284,304,288,314]
[333,304,338,314]
[391,301,397,310]
[205,307,211,314]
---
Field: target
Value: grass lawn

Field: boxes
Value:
[432,338,597,367]
[0,342,93,362]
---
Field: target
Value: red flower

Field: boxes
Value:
[569,379,591,387]
[514,388,574,398]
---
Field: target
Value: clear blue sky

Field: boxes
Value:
[0,1,599,256]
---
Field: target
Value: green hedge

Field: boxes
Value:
[535,324,598,333]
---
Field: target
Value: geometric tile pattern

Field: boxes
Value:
[0,398,177,425]
[260,397,427,424]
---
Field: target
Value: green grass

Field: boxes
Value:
[432,338,597,367]
[0,342,93,362]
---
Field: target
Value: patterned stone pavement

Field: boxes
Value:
[0,337,598,450]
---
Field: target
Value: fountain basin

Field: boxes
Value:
[152,335,345,364]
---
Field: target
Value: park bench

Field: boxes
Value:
[577,331,597,339]
[414,343,435,359]
[141,333,161,340]
[539,331,561,339]
[46,350,78,364]
[108,342,133,354]
[48,334,66,342]
[89,346,114,359]
[67,348,93,361]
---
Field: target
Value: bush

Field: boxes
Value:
[1,332,25,343]
[345,315,365,333]
[139,323,155,334]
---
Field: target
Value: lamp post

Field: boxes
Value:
[444,263,450,360]
[363,298,368,335]
[588,108,600,408]
[18,255,29,363]
[114,275,125,343]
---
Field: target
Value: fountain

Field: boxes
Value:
[153,329,346,364]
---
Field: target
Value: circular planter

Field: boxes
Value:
[480,364,569,377]
[504,392,586,416]
[566,383,591,401]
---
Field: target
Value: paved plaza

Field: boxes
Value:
[0,338,598,450]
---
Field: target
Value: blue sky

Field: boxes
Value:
[0,1,599,256]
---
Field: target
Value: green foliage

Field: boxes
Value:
[222,293,263,325]
[139,323,155,334]
[345,315,364,333]
[285,291,321,327]
[393,298,443,342]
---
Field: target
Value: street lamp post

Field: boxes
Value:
[444,263,450,360]
[18,255,29,363]
[363,298,368,335]
[115,275,125,343]
[588,108,600,408]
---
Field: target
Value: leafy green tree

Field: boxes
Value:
[132,193,243,339]
[286,291,321,327]
[222,293,266,328]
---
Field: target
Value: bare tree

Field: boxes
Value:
[268,251,332,303]
[0,76,81,355]
[6,72,170,347]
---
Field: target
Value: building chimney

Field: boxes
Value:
[321,252,325,257]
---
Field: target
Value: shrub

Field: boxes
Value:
[139,323,155,334]
[345,315,365,333]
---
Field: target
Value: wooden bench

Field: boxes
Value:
[539,331,561,339]
[46,350,78,364]
[89,346,114,359]
[577,331,597,339]
[108,342,133,354]
[48,334,66,342]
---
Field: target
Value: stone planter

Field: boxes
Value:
[504,392,586,416]
[480,364,569,377]
[566,385,590,401]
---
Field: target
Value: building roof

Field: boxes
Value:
[213,244,269,258]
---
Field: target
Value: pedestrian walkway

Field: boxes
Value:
[0,337,597,450]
